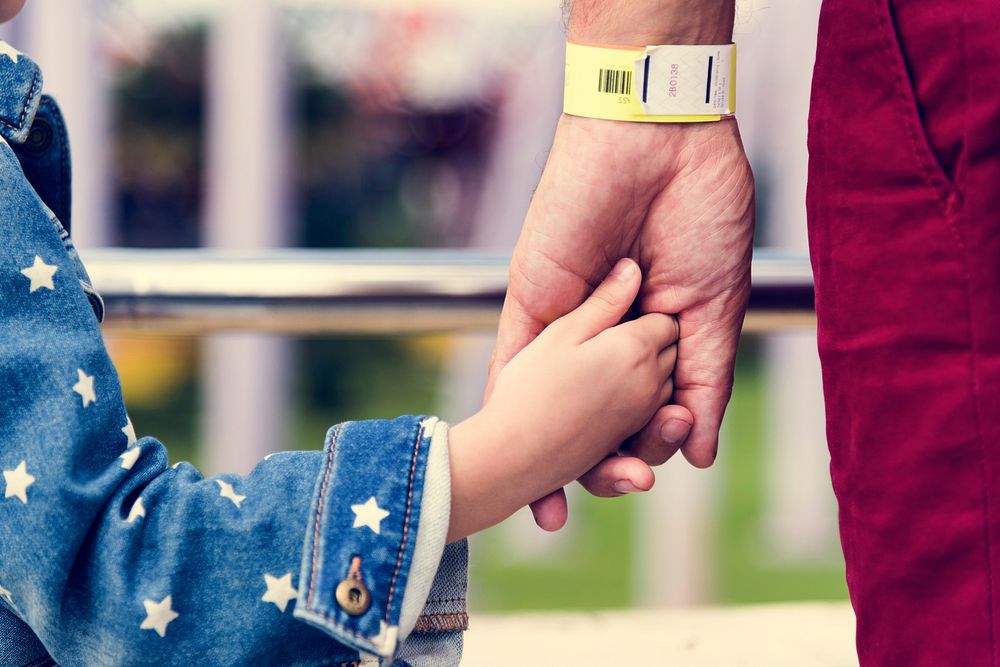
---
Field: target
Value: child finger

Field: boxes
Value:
[529,488,570,531]
[578,454,656,497]
[659,376,675,405]
[561,258,642,341]
[609,312,679,350]
[659,340,678,368]
[658,343,678,376]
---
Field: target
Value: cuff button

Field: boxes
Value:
[336,578,371,616]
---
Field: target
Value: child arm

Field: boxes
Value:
[0,141,455,663]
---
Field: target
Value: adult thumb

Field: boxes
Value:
[561,258,641,341]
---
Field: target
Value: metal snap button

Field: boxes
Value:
[335,578,371,616]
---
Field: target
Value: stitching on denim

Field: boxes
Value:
[414,612,468,618]
[308,425,342,608]
[296,607,382,645]
[0,67,41,134]
[413,611,469,633]
[300,422,427,652]
[423,596,466,605]
[414,612,470,623]
[384,421,425,623]
[296,425,388,649]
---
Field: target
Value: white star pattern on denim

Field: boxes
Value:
[20,256,57,293]
[3,461,35,504]
[122,417,137,447]
[217,480,245,508]
[351,496,389,534]
[127,497,145,523]
[0,42,21,64]
[140,595,179,637]
[120,446,141,471]
[73,369,96,408]
[261,573,298,613]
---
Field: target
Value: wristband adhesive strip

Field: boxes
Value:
[564,42,737,123]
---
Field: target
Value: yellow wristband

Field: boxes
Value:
[564,41,737,123]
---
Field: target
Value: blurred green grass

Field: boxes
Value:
[470,337,846,611]
[716,340,848,604]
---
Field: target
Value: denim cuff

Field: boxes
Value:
[413,539,469,634]
[295,416,446,658]
[398,419,452,641]
[0,45,42,146]
[394,540,470,665]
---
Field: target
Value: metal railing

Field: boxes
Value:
[83,248,815,335]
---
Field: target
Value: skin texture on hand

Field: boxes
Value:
[487,114,755,531]
[448,259,678,542]
[567,0,736,45]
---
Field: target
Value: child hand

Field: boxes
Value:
[448,258,678,541]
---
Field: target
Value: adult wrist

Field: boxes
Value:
[567,1,735,46]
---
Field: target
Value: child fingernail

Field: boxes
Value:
[613,480,642,494]
[612,259,636,280]
[660,419,691,445]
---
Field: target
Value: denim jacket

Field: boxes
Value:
[0,43,467,667]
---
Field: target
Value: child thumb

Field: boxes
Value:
[565,258,641,340]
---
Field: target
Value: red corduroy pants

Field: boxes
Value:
[808,0,1000,663]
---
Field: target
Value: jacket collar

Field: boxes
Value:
[0,41,43,145]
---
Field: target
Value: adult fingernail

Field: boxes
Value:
[660,419,691,445]
[613,480,643,494]
[612,259,636,281]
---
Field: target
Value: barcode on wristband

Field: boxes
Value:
[597,68,632,96]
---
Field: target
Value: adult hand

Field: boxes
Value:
[486,113,755,531]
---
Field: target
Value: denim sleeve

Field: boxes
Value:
[0,139,463,666]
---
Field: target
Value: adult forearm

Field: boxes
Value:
[567,0,736,45]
